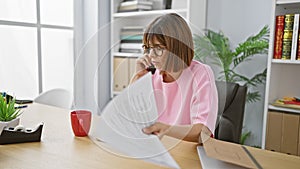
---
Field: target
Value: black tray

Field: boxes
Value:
[0,123,43,145]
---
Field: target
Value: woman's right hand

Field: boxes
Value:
[130,54,152,83]
[135,54,152,73]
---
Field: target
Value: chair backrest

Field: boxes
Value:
[34,88,73,109]
[214,81,247,144]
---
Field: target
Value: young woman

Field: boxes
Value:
[131,13,218,143]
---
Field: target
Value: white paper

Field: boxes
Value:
[92,73,179,169]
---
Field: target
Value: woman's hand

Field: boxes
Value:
[136,54,152,73]
[143,123,211,143]
[142,122,171,139]
[130,54,152,84]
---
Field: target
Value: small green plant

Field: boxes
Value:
[0,96,22,122]
[240,131,251,145]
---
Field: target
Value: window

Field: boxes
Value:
[0,0,74,99]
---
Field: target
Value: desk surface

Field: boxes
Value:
[0,103,300,169]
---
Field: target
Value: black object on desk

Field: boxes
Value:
[0,123,43,145]
[1,92,33,104]
[15,100,33,104]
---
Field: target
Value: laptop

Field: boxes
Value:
[197,146,246,169]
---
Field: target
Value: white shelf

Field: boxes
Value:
[113,9,187,18]
[262,0,300,149]
[272,59,300,64]
[277,0,300,5]
[268,104,300,114]
[276,0,300,10]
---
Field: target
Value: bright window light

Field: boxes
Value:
[0,25,39,99]
[0,0,36,23]
[40,0,74,27]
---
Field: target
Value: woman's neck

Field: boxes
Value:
[161,70,183,83]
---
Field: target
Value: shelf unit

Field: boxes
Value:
[262,0,300,150]
[110,0,207,97]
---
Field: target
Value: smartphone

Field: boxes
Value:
[146,65,156,75]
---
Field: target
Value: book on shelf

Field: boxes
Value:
[119,48,143,53]
[118,0,153,12]
[118,5,152,12]
[291,14,299,61]
[121,26,145,30]
[120,39,143,43]
[119,43,143,53]
[120,34,143,39]
[120,0,153,6]
[298,25,300,60]
[120,43,143,49]
[120,27,144,37]
[273,15,285,59]
[282,14,294,60]
[272,96,300,110]
[119,26,145,54]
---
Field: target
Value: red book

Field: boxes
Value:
[273,15,285,59]
[284,100,300,105]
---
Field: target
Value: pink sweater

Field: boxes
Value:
[152,60,218,133]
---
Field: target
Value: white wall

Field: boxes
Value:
[74,0,110,115]
[206,0,273,146]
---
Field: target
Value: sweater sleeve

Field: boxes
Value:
[190,64,218,134]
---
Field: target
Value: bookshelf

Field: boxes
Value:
[110,0,207,97]
[262,0,300,154]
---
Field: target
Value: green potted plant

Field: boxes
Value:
[0,95,22,133]
[193,26,269,144]
[193,26,269,102]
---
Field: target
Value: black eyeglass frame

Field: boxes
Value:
[142,45,166,57]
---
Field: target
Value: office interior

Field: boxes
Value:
[0,0,283,149]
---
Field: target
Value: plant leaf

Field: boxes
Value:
[240,131,251,145]
[246,91,261,103]
[0,96,22,121]
[246,68,267,87]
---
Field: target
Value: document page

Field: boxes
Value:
[92,73,179,169]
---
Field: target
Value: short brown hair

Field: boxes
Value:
[143,13,194,72]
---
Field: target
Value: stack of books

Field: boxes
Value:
[272,96,300,110]
[119,26,144,53]
[118,0,153,12]
[273,13,300,60]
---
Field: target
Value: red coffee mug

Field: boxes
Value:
[70,110,92,137]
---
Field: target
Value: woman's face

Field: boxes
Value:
[148,36,168,70]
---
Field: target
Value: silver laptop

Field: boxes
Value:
[197,146,246,169]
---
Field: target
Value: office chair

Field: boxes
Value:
[34,88,73,109]
[214,81,247,144]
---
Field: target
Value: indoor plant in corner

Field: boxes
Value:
[193,26,269,145]
[0,95,22,134]
[193,26,269,100]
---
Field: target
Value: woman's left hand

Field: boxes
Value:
[142,122,171,139]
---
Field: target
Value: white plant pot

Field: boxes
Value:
[0,118,20,134]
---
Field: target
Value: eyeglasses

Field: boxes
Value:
[143,45,165,57]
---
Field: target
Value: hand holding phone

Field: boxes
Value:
[146,65,156,74]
